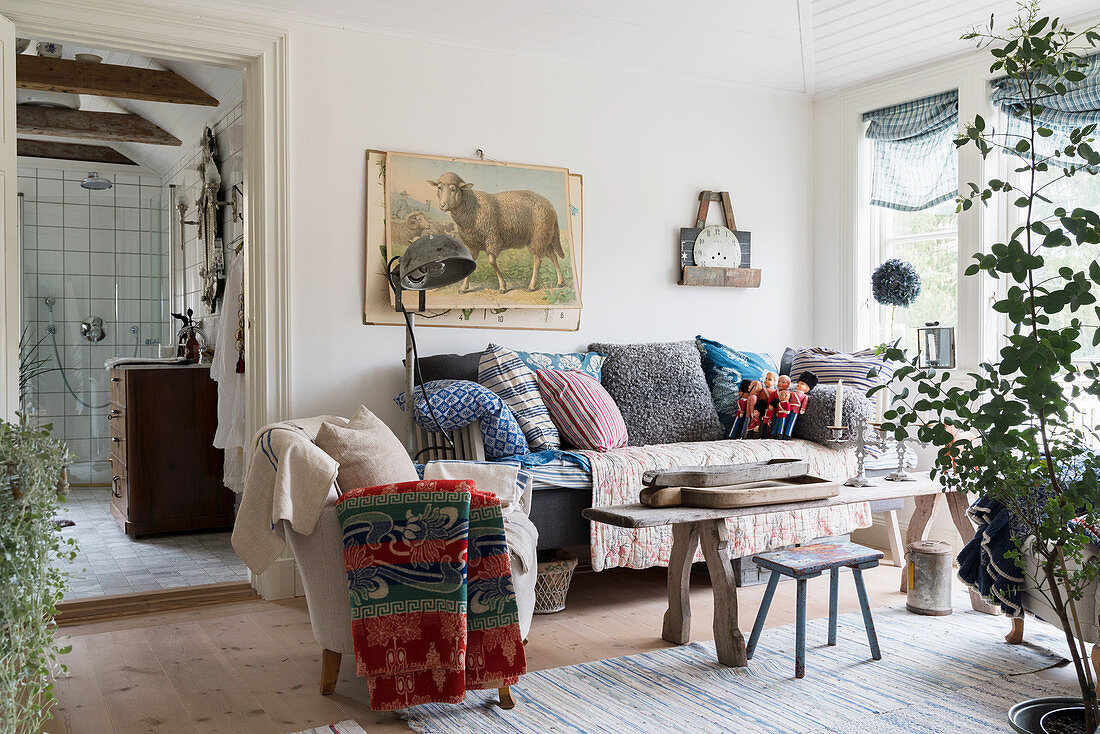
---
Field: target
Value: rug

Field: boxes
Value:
[291,721,367,734]
[402,593,1070,733]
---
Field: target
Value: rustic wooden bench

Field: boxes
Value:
[582,480,960,668]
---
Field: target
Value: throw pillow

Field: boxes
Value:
[789,347,897,392]
[534,369,629,452]
[517,350,606,382]
[478,344,560,450]
[589,340,724,446]
[695,336,778,431]
[393,379,529,460]
[791,384,875,446]
[315,405,419,492]
[423,459,533,516]
[779,346,798,376]
[404,350,484,386]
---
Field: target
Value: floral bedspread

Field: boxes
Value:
[582,439,870,572]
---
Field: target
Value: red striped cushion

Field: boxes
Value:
[534,369,628,452]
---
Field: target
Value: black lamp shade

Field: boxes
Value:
[398,234,477,291]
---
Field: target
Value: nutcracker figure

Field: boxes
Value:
[729,379,763,439]
[766,376,793,438]
[778,370,819,438]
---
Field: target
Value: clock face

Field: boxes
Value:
[693,225,743,267]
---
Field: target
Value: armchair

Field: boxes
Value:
[286,420,535,709]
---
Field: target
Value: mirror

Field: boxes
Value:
[917,324,955,369]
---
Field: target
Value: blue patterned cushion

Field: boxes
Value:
[516,350,605,381]
[393,379,528,460]
[478,344,560,450]
[695,336,778,430]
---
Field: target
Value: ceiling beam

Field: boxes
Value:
[17,55,218,107]
[17,107,182,146]
[17,139,137,166]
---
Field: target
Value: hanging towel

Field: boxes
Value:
[211,251,247,492]
[232,416,345,573]
[337,479,526,711]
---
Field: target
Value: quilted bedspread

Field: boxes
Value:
[582,438,871,572]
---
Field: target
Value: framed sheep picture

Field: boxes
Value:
[363,149,583,331]
[383,151,582,310]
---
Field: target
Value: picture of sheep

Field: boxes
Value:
[428,172,565,293]
[385,152,580,310]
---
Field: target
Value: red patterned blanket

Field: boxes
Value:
[335,479,526,711]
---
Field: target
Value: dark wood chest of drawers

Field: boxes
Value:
[108,364,235,537]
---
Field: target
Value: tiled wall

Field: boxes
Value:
[18,167,169,477]
[163,101,244,345]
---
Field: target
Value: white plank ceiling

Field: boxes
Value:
[18,45,241,173]
[152,0,1099,97]
[809,0,1100,94]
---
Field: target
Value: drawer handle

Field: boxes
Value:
[108,410,121,420]
[111,476,122,498]
[111,377,121,383]
[111,437,121,443]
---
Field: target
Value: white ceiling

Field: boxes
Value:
[17,45,241,174]
[150,0,1099,98]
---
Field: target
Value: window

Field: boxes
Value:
[869,201,958,355]
[861,90,960,358]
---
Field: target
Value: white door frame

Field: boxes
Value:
[1,0,292,594]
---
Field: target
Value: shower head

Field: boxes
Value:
[81,172,112,190]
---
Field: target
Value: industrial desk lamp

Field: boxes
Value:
[388,233,477,458]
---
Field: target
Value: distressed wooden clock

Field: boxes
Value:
[679,190,760,288]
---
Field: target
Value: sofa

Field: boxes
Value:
[408,339,909,576]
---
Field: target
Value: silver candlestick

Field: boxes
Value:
[828,413,887,487]
[883,433,925,482]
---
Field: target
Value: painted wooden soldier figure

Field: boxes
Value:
[777,371,819,438]
[730,379,763,439]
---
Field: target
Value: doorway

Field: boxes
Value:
[2,4,292,608]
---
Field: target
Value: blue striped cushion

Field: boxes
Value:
[478,343,560,450]
[789,347,896,393]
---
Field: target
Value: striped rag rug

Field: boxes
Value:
[290,722,367,734]
[336,479,526,711]
[402,592,1070,733]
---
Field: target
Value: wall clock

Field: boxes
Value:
[693,225,745,267]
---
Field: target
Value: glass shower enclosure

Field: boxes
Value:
[18,174,170,486]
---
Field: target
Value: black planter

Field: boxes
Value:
[1008,698,1096,734]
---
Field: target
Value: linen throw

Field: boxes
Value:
[336,479,526,711]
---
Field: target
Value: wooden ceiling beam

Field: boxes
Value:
[17,107,182,146]
[17,139,138,166]
[17,55,219,107]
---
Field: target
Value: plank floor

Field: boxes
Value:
[45,564,984,733]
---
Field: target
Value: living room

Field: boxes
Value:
[2,0,1099,733]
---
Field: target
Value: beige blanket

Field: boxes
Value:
[232,415,347,574]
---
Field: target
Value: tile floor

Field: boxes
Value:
[55,488,249,599]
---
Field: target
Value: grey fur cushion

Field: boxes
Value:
[588,340,724,447]
[792,384,875,446]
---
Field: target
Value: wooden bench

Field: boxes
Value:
[583,481,958,668]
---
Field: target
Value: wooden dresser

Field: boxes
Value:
[108,364,235,537]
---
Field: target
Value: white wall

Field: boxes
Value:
[285,24,815,428]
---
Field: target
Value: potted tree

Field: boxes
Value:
[874,3,1100,733]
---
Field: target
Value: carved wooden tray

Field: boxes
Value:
[640,474,839,509]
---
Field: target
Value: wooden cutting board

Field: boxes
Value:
[642,458,809,489]
[640,474,839,509]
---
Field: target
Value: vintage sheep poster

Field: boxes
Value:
[384,152,581,310]
[363,149,583,331]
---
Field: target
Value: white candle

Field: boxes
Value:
[877,393,885,424]
[834,380,844,427]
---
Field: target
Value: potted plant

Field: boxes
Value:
[0,416,75,732]
[874,4,1100,733]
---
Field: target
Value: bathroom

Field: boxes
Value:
[17,38,250,602]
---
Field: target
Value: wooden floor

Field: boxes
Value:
[46,563,972,733]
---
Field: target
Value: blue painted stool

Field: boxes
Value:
[746,541,884,678]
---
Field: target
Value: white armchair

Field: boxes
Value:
[1006,541,1099,677]
[286,421,535,707]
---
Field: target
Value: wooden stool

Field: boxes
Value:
[746,542,884,678]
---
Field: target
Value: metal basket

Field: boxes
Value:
[534,549,578,614]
